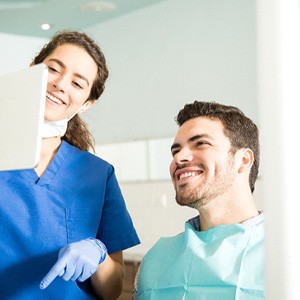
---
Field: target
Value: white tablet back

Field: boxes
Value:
[0,63,48,170]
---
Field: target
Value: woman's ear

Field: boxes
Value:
[237,148,254,174]
[78,100,96,114]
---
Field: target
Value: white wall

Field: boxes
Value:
[84,0,258,144]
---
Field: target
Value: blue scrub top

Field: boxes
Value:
[0,141,140,299]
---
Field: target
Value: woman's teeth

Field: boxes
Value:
[47,93,63,105]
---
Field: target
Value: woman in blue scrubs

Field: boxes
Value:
[0,31,140,299]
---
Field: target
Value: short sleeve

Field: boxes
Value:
[96,165,140,253]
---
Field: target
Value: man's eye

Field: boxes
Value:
[171,150,179,157]
[196,141,207,146]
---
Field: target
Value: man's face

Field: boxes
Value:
[169,117,237,208]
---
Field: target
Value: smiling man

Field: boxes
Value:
[136,101,264,300]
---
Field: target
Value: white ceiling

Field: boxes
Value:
[0,0,166,38]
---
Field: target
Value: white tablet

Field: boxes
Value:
[0,63,48,170]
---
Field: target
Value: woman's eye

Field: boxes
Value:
[48,66,59,73]
[73,81,83,89]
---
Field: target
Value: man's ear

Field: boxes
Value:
[78,100,96,114]
[237,148,254,174]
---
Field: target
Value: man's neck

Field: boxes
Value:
[198,194,259,231]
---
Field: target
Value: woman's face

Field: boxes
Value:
[43,43,98,121]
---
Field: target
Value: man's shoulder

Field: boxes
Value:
[143,231,185,261]
[153,231,185,249]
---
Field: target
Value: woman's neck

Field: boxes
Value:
[34,137,62,177]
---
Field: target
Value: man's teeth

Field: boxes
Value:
[179,172,197,180]
[47,93,63,105]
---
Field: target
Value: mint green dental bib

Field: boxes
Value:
[137,221,264,300]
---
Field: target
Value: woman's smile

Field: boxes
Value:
[46,92,66,106]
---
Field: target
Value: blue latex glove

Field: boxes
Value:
[40,238,107,289]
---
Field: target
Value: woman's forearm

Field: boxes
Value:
[91,251,124,300]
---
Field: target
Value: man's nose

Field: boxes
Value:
[174,147,193,165]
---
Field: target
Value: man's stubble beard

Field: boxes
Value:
[175,157,236,209]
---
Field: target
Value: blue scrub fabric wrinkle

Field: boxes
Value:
[0,140,140,299]
[137,215,264,300]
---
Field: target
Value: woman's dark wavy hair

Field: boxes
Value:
[176,101,259,193]
[32,31,109,152]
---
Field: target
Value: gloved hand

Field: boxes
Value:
[40,238,107,289]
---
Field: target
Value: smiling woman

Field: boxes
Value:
[43,45,98,121]
[32,31,109,152]
[0,31,140,300]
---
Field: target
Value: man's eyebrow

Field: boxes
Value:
[188,134,214,142]
[47,58,90,87]
[170,134,214,152]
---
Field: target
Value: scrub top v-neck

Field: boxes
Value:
[27,139,70,186]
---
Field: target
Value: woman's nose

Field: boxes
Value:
[52,76,66,92]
